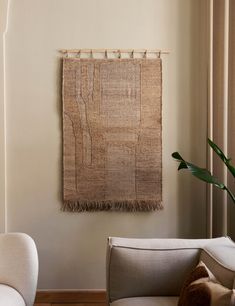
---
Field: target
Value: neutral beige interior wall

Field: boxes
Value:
[2,0,208,289]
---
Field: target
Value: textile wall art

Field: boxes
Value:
[62,57,162,212]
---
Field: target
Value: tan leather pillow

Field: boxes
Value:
[178,261,233,306]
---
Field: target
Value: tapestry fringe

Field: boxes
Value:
[62,200,163,212]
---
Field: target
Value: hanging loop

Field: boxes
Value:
[90,49,93,58]
[105,50,108,59]
[59,49,170,57]
[144,50,147,59]
[158,50,161,58]
[118,49,121,59]
[77,50,81,58]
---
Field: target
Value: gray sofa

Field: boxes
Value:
[106,236,235,306]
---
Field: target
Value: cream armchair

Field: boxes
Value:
[107,237,235,306]
[0,233,38,306]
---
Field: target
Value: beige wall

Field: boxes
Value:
[1,0,208,289]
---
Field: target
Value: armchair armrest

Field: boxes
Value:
[0,233,38,306]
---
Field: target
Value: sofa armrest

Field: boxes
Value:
[0,233,38,306]
[200,237,235,289]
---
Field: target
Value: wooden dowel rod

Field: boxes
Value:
[59,48,170,54]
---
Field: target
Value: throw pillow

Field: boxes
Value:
[178,261,233,306]
[178,261,210,306]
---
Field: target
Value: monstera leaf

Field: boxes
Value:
[172,139,235,204]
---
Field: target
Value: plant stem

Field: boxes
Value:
[224,186,235,204]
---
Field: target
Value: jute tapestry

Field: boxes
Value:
[62,58,162,212]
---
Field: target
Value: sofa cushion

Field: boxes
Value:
[109,247,200,301]
[111,296,179,306]
[0,284,25,306]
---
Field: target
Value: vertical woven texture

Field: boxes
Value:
[62,58,162,212]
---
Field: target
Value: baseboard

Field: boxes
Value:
[35,289,107,304]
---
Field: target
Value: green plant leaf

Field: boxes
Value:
[172,152,183,160]
[172,145,235,205]
[208,138,235,178]
[172,152,187,170]
[224,186,235,204]
[208,138,227,163]
[172,152,225,189]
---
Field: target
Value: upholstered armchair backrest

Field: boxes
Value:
[107,237,232,303]
[0,233,38,306]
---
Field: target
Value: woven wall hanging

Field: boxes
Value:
[62,54,162,212]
